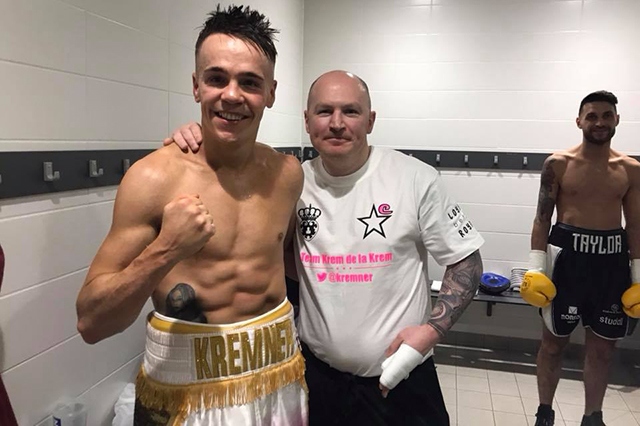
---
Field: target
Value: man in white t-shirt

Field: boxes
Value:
[166,70,484,425]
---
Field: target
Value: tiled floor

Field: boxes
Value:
[435,363,640,426]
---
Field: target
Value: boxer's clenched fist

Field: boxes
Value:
[157,194,215,261]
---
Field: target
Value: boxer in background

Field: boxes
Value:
[76,5,307,425]
[521,90,640,426]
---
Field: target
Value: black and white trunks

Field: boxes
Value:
[542,223,632,339]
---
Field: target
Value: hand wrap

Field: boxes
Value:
[379,343,424,390]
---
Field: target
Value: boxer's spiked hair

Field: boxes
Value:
[195,4,279,65]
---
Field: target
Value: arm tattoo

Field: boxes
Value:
[427,250,482,337]
[537,159,556,222]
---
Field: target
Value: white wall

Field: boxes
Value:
[303,0,640,349]
[0,0,304,424]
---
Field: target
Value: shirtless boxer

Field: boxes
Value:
[521,91,640,426]
[76,6,307,425]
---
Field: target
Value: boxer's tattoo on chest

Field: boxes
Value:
[428,251,482,336]
[165,283,207,323]
[537,159,556,221]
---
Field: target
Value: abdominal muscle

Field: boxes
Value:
[556,199,624,231]
[152,253,287,325]
[147,147,296,324]
[555,153,629,230]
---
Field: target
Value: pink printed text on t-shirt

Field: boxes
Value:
[299,252,393,266]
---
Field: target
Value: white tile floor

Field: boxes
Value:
[435,364,640,426]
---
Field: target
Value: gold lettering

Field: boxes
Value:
[276,321,287,361]
[227,333,242,375]
[254,328,263,368]
[240,330,262,373]
[194,337,212,380]
[210,336,228,378]
[283,319,294,357]
[263,324,278,366]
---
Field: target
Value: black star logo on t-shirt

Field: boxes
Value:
[358,204,392,239]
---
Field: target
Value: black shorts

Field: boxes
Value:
[301,342,450,426]
[542,223,633,340]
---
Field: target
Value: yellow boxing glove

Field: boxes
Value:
[622,259,640,318]
[520,250,557,308]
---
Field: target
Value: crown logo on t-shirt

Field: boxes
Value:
[298,205,322,220]
[298,204,322,241]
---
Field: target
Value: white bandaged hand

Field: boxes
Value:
[379,343,425,390]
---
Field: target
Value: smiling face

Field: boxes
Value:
[576,101,619,146]
[192,34,276,146]
[304,71,376,173]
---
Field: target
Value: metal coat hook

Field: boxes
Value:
[435,154,441,164]
[89,160,104,178]
[493,155,499,166]
[464,154,469,166]
[43,162,61,182]
[523,156,528,167]
[123,158,131,174]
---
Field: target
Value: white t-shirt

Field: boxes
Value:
[294,146,484,377]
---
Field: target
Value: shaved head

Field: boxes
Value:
[307,71,371,110]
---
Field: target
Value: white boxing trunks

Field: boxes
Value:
[135,299,308,425]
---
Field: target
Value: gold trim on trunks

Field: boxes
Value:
[136,300,307,423]
[136,350,306,424]
[149,301,292,334]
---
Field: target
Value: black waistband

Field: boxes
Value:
[549,223,628,254]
